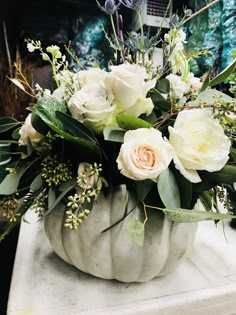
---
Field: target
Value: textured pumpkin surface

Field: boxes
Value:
[44,185,197,282]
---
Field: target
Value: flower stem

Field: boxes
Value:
[110,14,120,51]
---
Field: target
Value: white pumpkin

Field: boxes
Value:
[44,185,197,282]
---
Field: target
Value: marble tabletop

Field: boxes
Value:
[7,211,236,315]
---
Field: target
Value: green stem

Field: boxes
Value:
[137,9,144,48]
[137,9,145,66]
[110,14,120,50]
[143,203,148,225]
[51,60,59,88]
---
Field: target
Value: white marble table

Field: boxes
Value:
[7,212,236,315]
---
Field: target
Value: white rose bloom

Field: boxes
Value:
[166,74,189,99]
[108,63,155,116]
[52,86,65,102]
[19,114,44,147]
[117,128,173,181]
[78,68,108,87]
[189,73,202,90]
[169,109,231,183]
[68,83,116,133]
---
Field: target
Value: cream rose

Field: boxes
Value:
[78,68,108,87]
[166,74,189,99]
[19,113,44,147]
[117,128,173,181]
[68,83,116,133]
[168,109,231,183]
[108,63,155,117]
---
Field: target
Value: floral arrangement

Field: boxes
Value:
[0,0,236,245]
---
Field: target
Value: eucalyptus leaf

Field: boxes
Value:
[116,115,152,130]
[209,59,236,87]
[48,187,56,210]
[0,168,25,195]
[127,219,144,247]
[46,178,76,214]
[157,168,181,209]
[30,174,43,192]
[58,178,76,192]
[188,89,232,106]
[103,127,125,143]
[161,207,236,223]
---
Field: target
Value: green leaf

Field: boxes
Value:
[103,127,125,143]
[31,112,50,135]
[0,168,25,195]
[58,178,76,192]
[156,79,170,94]
[157,168,181,209]
[200,165,236,186]
[209,59,236,86]
[174,171,192,209]
[11,127,20,140]
[31,101,101,159]
[45,178,76,214]
[30,174,43,192]
[48,187,56,210]
[116,115,152,130]
[188,89,232,106]
[0,117,20,133]
[55,111,97,143]
[151,89,171,111]
[127,219,144,247]
[161,207,236,223]
[199,191,213,211]
[230,148,236,161]
[30,98,66,132]
[135,179,154,202]
[199,67,211,92]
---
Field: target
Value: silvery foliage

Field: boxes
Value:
[96,0,121,15]
[119,0,145,10]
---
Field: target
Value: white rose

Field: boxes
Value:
[68,83,116,133]
[168,109,231,183]
[166,74,189,99]
[78,68,108,87]
[109,63,155,116]
[19,114,44,147]
[117,128,173,181]
[189,73,202,90]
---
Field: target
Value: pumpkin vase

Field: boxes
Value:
[44,185,197,283]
